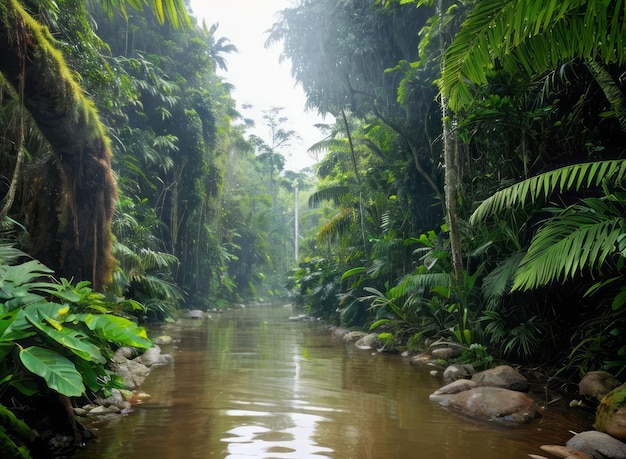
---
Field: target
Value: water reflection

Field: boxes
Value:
[74,303,592,459]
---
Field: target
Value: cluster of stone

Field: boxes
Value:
[74,337,174,421]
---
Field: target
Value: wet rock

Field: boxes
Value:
[440,386,538,424]
[333,327,350,338]
[87,405,118,416]
[188,309,205,319]
[113,346,138,361]
[538,444,591,458]
[73,407,89,417]
[355,333,381,350]
[565,431,626,458]
[111,357,150,389]
[443,364,475,384]
[153,335,173,345]
[472,365,529,392]
[135,345,174,367]
[434,378,477,396]
[431,347,459,360]
[409,351,433,364]
[288,314,311,321]
[579,370,621,401]
[429,379,477,406]
[343,331,369,343]
[595,383,626,441]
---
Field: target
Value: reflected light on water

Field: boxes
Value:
[74,304,593,459]
[222,412,334,458]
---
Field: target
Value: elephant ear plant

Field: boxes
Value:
[0,245,152,458]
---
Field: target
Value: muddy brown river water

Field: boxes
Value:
[74,303,593,459]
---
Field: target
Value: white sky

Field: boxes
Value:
[188,0,329,172]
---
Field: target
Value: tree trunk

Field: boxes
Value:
[442,111,463,279]
[0,0,117,290]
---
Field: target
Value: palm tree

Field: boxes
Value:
[440,0,626,113]
[203,22,238,71]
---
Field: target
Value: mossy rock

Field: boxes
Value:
[594,382,626,441]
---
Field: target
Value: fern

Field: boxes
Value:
[512,197,626,291]
[442,0,626,111]
[470,160,626,225]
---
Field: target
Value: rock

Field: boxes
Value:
[539,444,591,458]
[113,346,138,362]
[111,358,150,389]
[355,333,381,350]
[188,309,205,319]
[443,364,475,384]
[472,365,529,392]
[434,378,477,395]
[595,383,626,441]
[87,405,117,415]
[431,347,462,360]
[565,431,626,458]
[135,345,174,367]
[441,386,538,424]
[333,327,350,338]
[579,370,621,401]
[409,352,434,365]
[288,314,310,321]
[153,335,173,345]
[97,388,124,407]
[343,331,369,343]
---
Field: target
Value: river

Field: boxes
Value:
[74,302,592,459]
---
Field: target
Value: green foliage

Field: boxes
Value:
[440,0,626,111]
[291,258,342,322]
[0,246,152,398]
[459,343,493,372]
[470,160,626,225]
[0,245,154,455]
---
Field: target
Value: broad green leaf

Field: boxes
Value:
[0,310,36,342]
[369,319,391,330]
[2,260,53,285]
[341,267,366,280]
[19,346,84,397]
[84,314,152,348]
[26,316,106,364]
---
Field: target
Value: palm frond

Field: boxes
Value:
[512,198,625,291]
[443,0,626,111]
[482,251,525,306]
[308,185,350,208]
[316,207,354,245]
[470,160,626,225]
[387,272,451,300]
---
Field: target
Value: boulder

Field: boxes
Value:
[579,370,621,401]
[595,383,626,441]
[135,345,174,367]
[472,365,529,392]
[188,309,205,319]
[111,357,150,389]
[343,331,369,343]
[441,386,538,424]
[355,333,381,350]
[429,379,477,406]
[431,347,458,360]
[434,378,477,396]
[443,364,475,384]
[565,431,626,459]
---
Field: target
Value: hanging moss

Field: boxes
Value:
[0,0,117,290]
